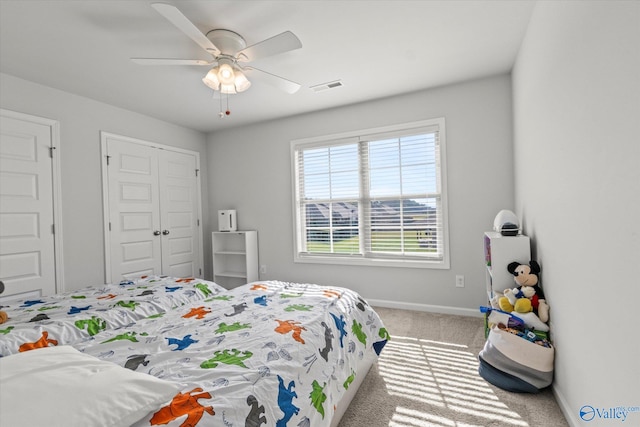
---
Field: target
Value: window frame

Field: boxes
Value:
[291,118,450,269]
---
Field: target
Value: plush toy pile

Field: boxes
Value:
[479,260,555,393]
[491,260,550,336]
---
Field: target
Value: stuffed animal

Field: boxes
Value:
[0,281,7,323]
[497,260,550,329]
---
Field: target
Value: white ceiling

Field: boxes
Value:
[0,1,535,133]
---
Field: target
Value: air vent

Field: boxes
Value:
[310,80,344,93]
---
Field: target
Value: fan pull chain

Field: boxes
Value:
[217,92,231,118]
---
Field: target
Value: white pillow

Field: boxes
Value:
[0,345,181,427]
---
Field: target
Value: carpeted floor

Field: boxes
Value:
[338,307,568,427]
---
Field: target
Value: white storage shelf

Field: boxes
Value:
[212,231,259,289]
[484,231,531,300]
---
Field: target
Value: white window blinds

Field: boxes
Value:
[292,118,449,268]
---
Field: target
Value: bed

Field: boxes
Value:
[0,278,388,427]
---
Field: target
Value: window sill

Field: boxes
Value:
[294,254,450,269]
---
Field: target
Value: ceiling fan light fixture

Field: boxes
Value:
[203,65,251,94]
[234,70,251,92]
[220,83,237,94]
[217,63,235,85]
[202,67,221,90]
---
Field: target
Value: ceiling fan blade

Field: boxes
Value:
[243,66,301,94]
[151,3,220,55]
[237,31,302,62]
[131,58,214,66]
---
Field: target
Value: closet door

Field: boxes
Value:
[106,137,162,280]
[158,149,200,277]
[103,133,202,282]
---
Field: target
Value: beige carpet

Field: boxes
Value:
[338,307,568,427]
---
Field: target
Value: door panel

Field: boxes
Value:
[0,115,56,297]
[106,138,162,280]
[159,149,200,277]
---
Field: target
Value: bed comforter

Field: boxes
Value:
[1,280,388,427]
[0,276,225,356]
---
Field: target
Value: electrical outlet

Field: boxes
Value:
[455,275,465,288]
[260,265,267,274]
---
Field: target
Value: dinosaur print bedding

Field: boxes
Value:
[0,276,224,356]
[1,280,388,427]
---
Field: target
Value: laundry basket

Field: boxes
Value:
[478,324,554,393]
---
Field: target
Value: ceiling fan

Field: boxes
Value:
[132,3,302,94]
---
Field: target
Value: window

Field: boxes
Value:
[292,118,449,268]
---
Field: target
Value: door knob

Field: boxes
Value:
[153,230,161,236]
[162,230,170,235]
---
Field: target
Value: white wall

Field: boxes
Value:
[513,1,639,425]
[208,74,515,314]
[0,73,210,291]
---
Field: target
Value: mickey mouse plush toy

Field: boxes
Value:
[498,261,550,325]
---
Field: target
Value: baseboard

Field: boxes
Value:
[553,384,579,427]
[367,298,482,318]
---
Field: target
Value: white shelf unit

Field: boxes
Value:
[212,231,258,289]
[484,231,531,300]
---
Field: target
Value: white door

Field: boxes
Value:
[103,134,202,281]
[106,137,162,280]
[0,114,57,298]
[159,149,201,277]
